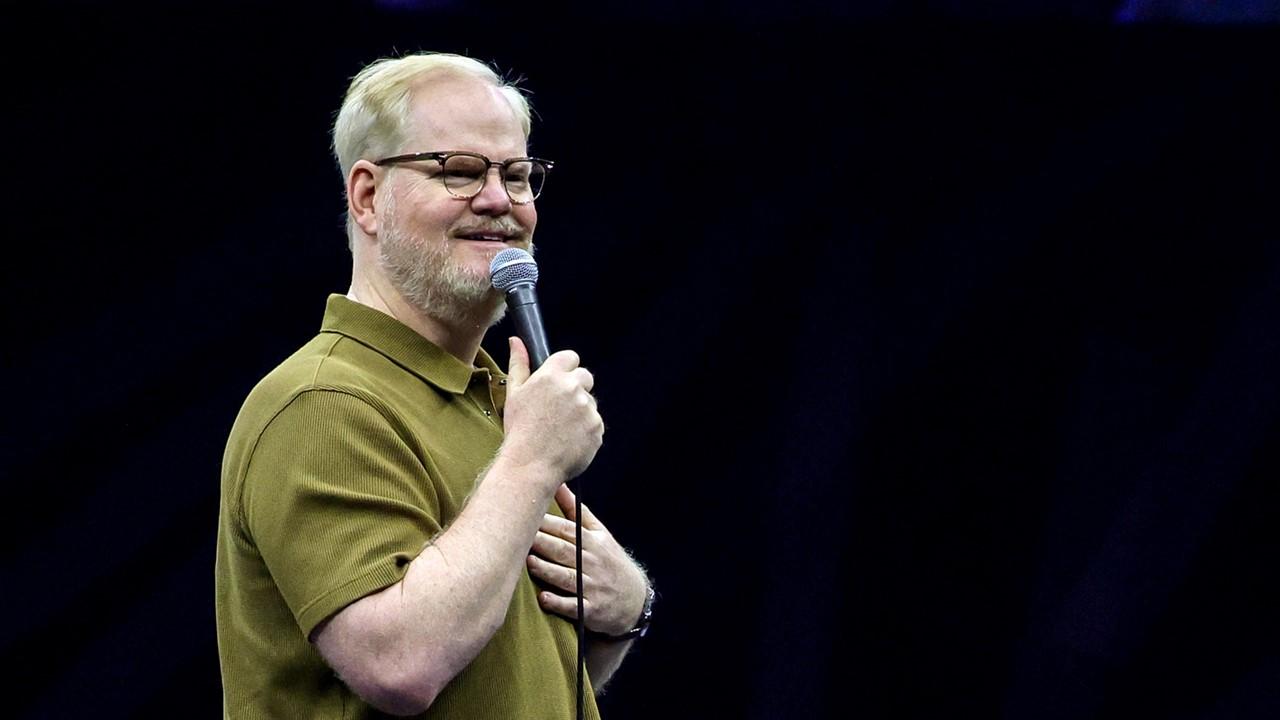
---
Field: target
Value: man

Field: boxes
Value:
[215,52,652,718]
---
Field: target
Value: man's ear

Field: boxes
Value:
[348,160,381,237]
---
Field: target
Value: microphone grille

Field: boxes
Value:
[490,247,539,291]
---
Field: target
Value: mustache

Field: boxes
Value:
[452,219,527,237]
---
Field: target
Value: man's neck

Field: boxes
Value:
[346,277,490,367]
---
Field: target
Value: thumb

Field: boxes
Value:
[507,336,531,388]
[555,483,576,519]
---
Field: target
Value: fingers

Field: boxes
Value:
[536,590,588,621]
[503,346,602,482]
[543,349,580,372]
[527,553,587,594]
[541,511,579,542]
[555,484,576,520]
[515,347,597,405]
[531,527,578,564]
[507,337,530,388]
[554,485,604,531]
[542,353,594,396]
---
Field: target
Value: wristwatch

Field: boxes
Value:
[589,584,655,642]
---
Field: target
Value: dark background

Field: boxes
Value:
[2,1,1278,717]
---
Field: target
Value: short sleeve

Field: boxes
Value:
[242,388,441,637]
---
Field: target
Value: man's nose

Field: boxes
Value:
[470,167,512,215]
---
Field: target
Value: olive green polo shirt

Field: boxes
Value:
[216,294,597,719]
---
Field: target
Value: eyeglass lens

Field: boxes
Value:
[440,154,547,202]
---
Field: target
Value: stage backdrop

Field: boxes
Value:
[2,4,1277,718]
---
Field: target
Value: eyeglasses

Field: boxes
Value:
[373,151,553,205]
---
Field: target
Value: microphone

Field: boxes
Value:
[490,245,588,720]
[490,247,550,370]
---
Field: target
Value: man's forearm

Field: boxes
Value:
[315,450,562,712]
[402,455,557,668]
[586,637,636,693]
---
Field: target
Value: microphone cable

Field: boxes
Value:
[575,482,585,720]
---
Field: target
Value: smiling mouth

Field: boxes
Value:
[454,230,531,251]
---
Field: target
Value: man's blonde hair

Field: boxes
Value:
[332,52,533,239]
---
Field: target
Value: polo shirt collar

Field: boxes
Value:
[318,294,502,395]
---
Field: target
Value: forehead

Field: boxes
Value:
[404,75,528,158]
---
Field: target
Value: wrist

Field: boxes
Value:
[588,582,655,642]
[491,443,562,494]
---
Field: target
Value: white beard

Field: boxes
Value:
[377,194,507,329]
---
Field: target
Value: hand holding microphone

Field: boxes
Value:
[491,249,603,483]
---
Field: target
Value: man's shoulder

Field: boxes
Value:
[219,330,406,531]
[230,332,384,438]
[258,332,367,392]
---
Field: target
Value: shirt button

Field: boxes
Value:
[498,379,507,386]
[484,410,492,417]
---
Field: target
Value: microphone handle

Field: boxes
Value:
[505,283,551,370]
